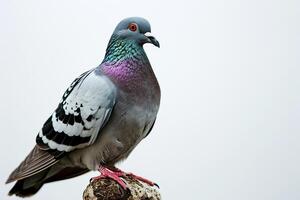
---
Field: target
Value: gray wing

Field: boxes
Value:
[36,69,116,153]
[7,69,116,183]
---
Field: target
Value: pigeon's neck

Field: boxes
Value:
[100,36,154,88]
[101,35,149,65]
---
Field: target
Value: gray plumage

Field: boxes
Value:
[6,17,160,197]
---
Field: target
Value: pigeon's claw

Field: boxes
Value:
[126,172,158,188]
[91,167,128,190]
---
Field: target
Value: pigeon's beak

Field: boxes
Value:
[145,33,160,48]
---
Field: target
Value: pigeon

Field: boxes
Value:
[6,17,160,197]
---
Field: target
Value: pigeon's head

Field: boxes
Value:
[112,17,160,48]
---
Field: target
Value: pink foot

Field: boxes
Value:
[90,167,128,190]
[107,167,159,188]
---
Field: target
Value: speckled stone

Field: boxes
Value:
[83,175,161,200]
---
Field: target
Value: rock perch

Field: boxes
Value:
[83,175,161,200]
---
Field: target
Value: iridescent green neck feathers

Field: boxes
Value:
[102,35,149,65]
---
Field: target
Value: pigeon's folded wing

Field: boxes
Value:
[36,69,116,154]
[7,69,116,183]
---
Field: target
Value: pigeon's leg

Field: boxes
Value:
[90,166,128,190]
[108,166,158,187]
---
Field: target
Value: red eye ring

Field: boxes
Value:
[128,23,137,32]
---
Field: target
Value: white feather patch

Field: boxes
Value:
[51,113,86,136]
[38,70,116,152]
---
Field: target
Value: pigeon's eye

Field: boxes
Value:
[128,23,137,32]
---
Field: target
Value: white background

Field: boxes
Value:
[0,0,299,199]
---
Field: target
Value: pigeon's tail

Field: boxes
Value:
[8,165,90,197]
[8,170,48,197]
